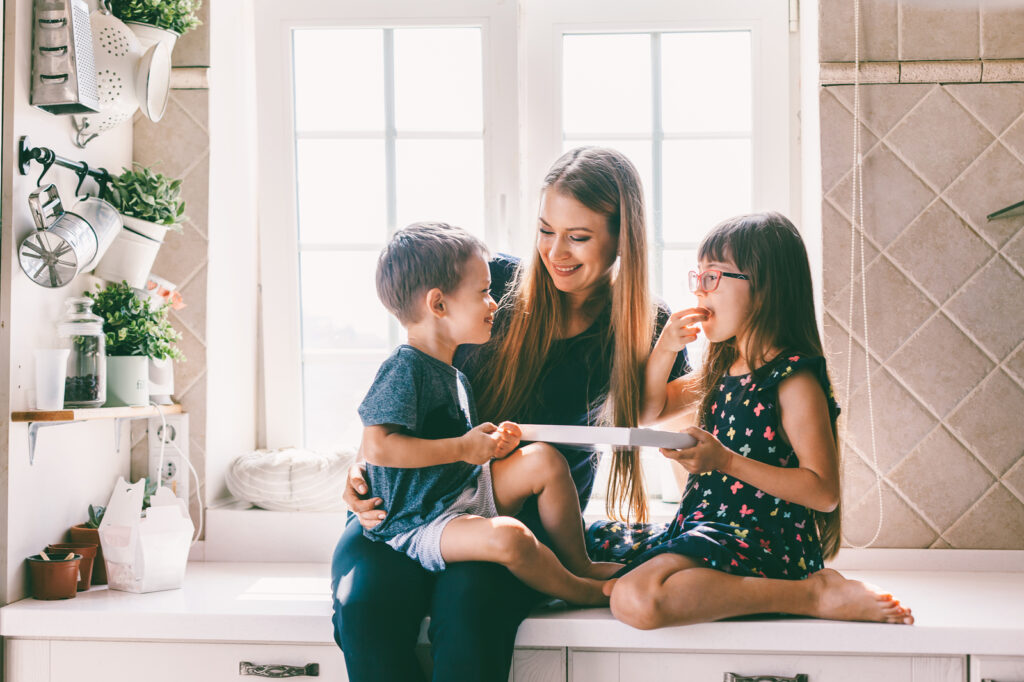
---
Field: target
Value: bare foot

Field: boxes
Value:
[809,569,915,625]
[602,577,619,597]
[570,577,612,606]
[582,561,624,580]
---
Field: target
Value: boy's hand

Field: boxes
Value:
[654,307,708,355]
[461,421,523,464]
[660,426,733,475]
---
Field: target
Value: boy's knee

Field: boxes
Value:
[610,578,665,631]
[528,443,570,480]
[487,519,537,566]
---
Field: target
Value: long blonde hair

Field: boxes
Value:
[694,212,841,560]
[473,147,656,523]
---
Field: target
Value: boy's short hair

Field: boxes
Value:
[376,222,489,324]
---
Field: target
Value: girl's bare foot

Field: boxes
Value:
[582,561,624,580]
[809,569,914,624]
[602,577,619,597]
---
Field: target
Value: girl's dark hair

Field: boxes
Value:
[695,211,841,559]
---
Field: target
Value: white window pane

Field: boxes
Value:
[395,139,484,235]
[662,139,751,244]
[661,248,700,315]
[296,139,387,245]
[562,139,653,218]
[662,32,751,134]
[394,28,482,132]
[563,34,651,135]
[293,29,383,132]
[302,356,386,451]
[300,252,389,350]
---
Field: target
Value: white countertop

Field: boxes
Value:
[1,562,1022,656]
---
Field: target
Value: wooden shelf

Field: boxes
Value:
[12,404,181,423]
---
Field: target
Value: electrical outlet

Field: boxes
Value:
[148,413,190,502]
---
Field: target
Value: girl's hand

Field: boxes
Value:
[654,307,708,355]
[461,422,520,464]
[660,426,733,475]
[343,461,387,529]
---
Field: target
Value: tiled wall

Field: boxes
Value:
[819,1,1024,548]
[129,5,211,531]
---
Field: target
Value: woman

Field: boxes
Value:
[331,147,685,681]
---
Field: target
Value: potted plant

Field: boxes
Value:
[108,0,203,55]
[69,504,107,585]
[94,164,186,289]
[86,281,185,407]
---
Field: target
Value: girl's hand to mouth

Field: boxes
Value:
[654,307,710,355]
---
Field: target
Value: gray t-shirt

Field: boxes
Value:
[357,344,482,541]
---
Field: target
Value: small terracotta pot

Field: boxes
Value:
[47,542,97,591]
[27,553,81,600]
[69,524,106,585]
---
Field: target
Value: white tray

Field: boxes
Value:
[518,424,697,450]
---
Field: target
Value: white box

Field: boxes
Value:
[518,424,697,450]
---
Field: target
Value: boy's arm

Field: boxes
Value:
[362,421,522,468]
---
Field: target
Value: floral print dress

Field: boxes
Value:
[588,353,840,580]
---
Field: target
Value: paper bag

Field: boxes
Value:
[98,477,194,593]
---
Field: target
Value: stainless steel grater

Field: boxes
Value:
[31,0,100,114]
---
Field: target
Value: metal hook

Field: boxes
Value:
[74,160,90,198]
[36,148,56,187]
[70,115,98,149]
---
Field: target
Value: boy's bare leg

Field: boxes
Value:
[608,553,915,630]
[490,443,621,579]
[440,515,608,605]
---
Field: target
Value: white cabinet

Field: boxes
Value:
[570,650,966,682]
[970,656,1024,682]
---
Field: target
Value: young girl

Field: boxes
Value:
[593,212,914,629]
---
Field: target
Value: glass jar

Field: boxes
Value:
[58,297,106,407]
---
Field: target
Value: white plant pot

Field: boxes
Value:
[124,21,179,55]
[149,357,174,404]
[93,216,166,289]
[106,356,150,407]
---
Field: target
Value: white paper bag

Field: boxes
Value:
[99,477,194,593]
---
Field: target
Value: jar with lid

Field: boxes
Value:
[58,297,106,407]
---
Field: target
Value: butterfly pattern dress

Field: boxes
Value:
[587,353,840,580]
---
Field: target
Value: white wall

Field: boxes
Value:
[1,0,132,603]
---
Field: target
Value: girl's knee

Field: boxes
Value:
[609,577,668,630]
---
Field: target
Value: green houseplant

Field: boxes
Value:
[86,281,184,406]
[94,164,186,289]
[109,0,203,56]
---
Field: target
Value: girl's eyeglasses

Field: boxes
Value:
[688,269,750,293]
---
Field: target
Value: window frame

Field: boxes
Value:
[253,0,519,448]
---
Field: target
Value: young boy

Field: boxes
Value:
[357,222,619,605]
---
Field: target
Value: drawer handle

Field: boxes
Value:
[239,661,319,677]
[724,675,808,682]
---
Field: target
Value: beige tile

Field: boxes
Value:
[946,255,1024,358]
[888,313,995,417]
[171,91,209,131]
[171,1,210,67]
[1001,115,1024,161]
[819,91,881,193]
[819,0,899,62]
[151,221,208,288]
[173,324,206,396]
[981,0,1024,59]
[887,88,994,190]
[948,369,1024,475]
[945,143,1024,246]
[173,265,207,343]
[179,153,209,237]
[826,144,936,249]
[900,61,982,84]
[133,97,210,180]
[825,256,936,360]
[889,427,995,530]
[822,200,882,306]
[842,482,937,547]
[929,537,954,549]
[1005,345,1024,386]
[178,373,207,455]
[844,367,936,471]
[887,199,994,301]
[946,84,1024,135]
[830,84,933,138]
[983,60,1024,82]
[899,1,980,60]
[944,484,1024,549]
[824,312,882,400]
[820,63,900,85]
[842,448,882,505]
[1004,457,1024,502]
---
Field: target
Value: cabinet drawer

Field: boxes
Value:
[571,650,965,682]
[970,656,1024,682]
[50,641,345,682]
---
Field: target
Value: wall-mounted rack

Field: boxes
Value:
[18,135,111,197]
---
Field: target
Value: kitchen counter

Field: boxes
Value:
[2,561,1023,656]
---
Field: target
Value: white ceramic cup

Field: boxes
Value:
[34,349,70,410]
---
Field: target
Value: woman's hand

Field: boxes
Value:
[460,421,522,464]
[653,307,708,355]
[343,461,387,529]
[660,426,733,475]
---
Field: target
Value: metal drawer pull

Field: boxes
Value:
[239,661,320,677]
[724,675,808,682]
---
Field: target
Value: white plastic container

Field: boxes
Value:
[34,349,70,410]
